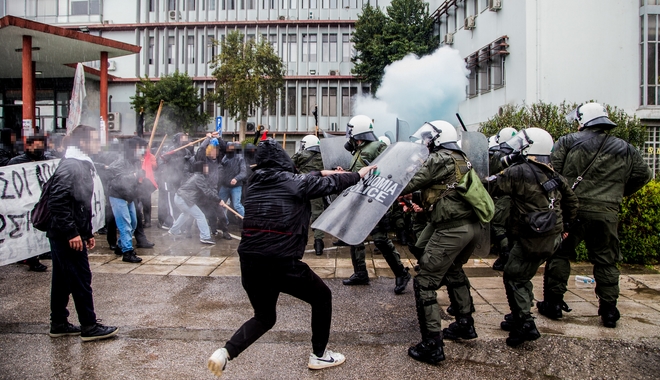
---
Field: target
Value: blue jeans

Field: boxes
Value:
[219,186,245,224]
[109,196,137,253]
[170,194,211,240]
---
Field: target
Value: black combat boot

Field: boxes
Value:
[314,239,324,256]
[343,266,369,285]
[332,239,349,246]
[122,249,143,263]
[536,299,571,320]
[492,250,509,271]
[499,313,515,331]
[598,300,620,328]
[442,315,478,340]
[408,334,445,364]
[396,230,408,246]
[506,318,540,347]
[394,266,411,295]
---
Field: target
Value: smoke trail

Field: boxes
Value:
[355,46,469,140]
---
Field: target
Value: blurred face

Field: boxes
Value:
[203,164,209,175]
[27,140,45,155]
[180,134,189,143]
[84,131,101,155]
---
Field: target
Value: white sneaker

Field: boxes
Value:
[308,349,346,370]
[200,239,216,245]
[207,348,229,377]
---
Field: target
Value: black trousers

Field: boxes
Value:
[224,258,332,359]
[49,238,97,326]
[105,201,117,246]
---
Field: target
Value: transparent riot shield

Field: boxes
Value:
[320,136,353,170]
[459,131,490,258]
[396,118,411,142]
[385,131,396,144]
[312,142,429,245]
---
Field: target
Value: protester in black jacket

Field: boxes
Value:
[0,128,17,166]
[207,138,376,376]
[156,133,192,229]
[107,137,147,263]
[47,124,118,342]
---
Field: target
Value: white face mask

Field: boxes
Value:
[136,147,146,157]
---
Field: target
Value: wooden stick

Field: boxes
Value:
[282,133,286,148]
[155,134,168,157]
[220,201,244,220]
[163,136,206,155]
[148,100,164,150]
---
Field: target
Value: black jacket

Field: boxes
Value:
[107,157,142,202]
[238,139,361,260]
[219,154,247,188]
[0,148,15,166]
[157,134,193,189]
[7,151,52,165]
[176,172,221,207]
[47,158,96,241]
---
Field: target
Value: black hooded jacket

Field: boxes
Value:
[237,138,361,260]
[107,138,145,202]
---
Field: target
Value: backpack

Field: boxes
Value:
[455,166,495,224]
[31,175,54,232]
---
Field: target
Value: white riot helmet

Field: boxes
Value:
[520,128,554,156]
[488,135,498,148]
[410,120,458,148]
[378,136,391,146]
[569,102,616,130]
[301,134,320,151]
[496,127,518,143]
[347,115,377,142]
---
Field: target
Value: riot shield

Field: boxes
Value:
[396,118,411,142]
[458,131,490,258]
[312,142,429,245]
[320,136,353,170]
[385,131,396,144]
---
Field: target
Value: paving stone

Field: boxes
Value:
[93,263,140,274]
[209,265,241,277]
[88,254,116,263]
[184,257,226,266]
[170,265,216,277]
[302,258,335,268]
[148,256,190,265]
[314,267,335,279]
[131,264,177,275]
[375,268,395,278]
[336,258,353,268]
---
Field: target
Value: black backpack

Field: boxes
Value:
[31,175,54,232]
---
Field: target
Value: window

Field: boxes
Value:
[187,35,195,64]
[205,89,215,116]
[71,0,100,15]
[464,36,508,97]
[322,0,336,8]
[206,35,217,63]
[342,33,353,62]
[149,0,155,11]
[209,0,216,11]
[477,49,490,92]
[643,125,660,177]
[309,0,317,8]
[301,87,317,115]
[289,0,297,8]
[168,0,176,10]
[263,0,276,9]
[642,12,660,106]
[222,0,235,10]
[281,87,296,116]
[282,34,297,62]
[302,34,317,62]
[148,37,154,65]
[322,87,337,116]
[322,33,337,62]
[186,0,196,10]
[167,36,175,64]
[262,33,278,53]
[341,87,357,116]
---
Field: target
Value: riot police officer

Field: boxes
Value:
[342,115,411,295]
[539,102,652,328]
[487,128,578,346]
[292,135,326,255]
[401,120,481,364]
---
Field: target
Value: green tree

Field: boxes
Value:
[478,100,646,147]
[211,31,285,141]
[130,70,211,135]
[352,0,438,92]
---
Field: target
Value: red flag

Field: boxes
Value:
[260,129,269,141]
[142,152,158,189]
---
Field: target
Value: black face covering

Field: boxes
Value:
[29,148,45,158]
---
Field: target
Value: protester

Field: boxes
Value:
[157,133,193,229]
[47,124,118,342]
[207,138,376,377]
[195,133,228,239]
[218,142,247,225]
[0,128,17,166]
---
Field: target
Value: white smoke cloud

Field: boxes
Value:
[355,46,469,140]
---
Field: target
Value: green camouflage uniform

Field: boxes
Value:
[545,129,652,308]
[292,148,325,240]
[488,145,512,253]
[402,148,479,338]
[488,160,578,323]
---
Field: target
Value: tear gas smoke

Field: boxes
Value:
[354,46,469,140]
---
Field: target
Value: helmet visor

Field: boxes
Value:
[410,123,439,145]
[566,106,581,123]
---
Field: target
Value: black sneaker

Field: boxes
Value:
[29,262,48,272]
[81,322,118,342]
[408,338,445,364]
[49,322,81,338]
[442,316,478,340]
[122,250,143,263]
[222,231,233,240]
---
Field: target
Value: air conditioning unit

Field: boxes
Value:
[168,10,180,20]
[107,112,121,131]
[329,70,338,76]
[246,122,255,132]
[278,15,286,20]
[464,15,476,30]
[331,122,338,131]
[309,12,313,19]
[443,33,454,45]
[103,20,113,24]
[108,60,117,71]
[488,0,502,11]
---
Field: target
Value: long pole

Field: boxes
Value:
[155,134,168,157]
[149,100,164,150]
[221,202,244,220]
[162,136,206,155]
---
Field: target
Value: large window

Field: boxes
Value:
[642,12,660,106]
[281,87,297,116]
[644,125,660,177]
[302,34,317,62]
[71,0,100,15]
[301,87,317,116]
[187,35,195,64]
[167,36,175,64]
[322,87,337,116]
[282,34,297,62]
[465,36,508,98]
[148,37,154,65]
[342,33,353,62]
[341,87,357,116]
[322,33,337,62]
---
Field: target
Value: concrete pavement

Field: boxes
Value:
[1,228,659,379]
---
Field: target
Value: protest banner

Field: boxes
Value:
[0,159,105,266]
